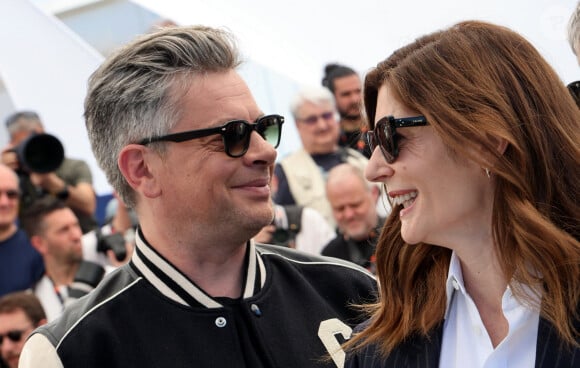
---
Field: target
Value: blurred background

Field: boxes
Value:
[0,0,577,197]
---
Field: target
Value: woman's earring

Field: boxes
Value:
[484,167,491,179]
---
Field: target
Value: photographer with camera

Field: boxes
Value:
[2,111,97,233]
[19,196,132,322]
[253,203,335,254]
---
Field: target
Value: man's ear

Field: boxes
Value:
[118,144,162,199]
[29,235,46,255]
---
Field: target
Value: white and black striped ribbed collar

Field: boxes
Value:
[130,228,266,309]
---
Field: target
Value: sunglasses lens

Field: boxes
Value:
[7,330,23,342]
[365,131,375,151]
[0,190,19,200]
[321,112,334,120]
[223,121,251,157]
[0,330,24,344]
[257,116,282,148]
[302,115,318,125]
[222,115,283,157]
[6,190,19,200]
[376,119,396,163]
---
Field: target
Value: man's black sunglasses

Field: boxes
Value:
[139,114,284,158]
[0,329,27,344]
[365,115,428,163]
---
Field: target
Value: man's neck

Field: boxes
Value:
[45,261,79,287]
[0,223,18,242]
[173,241,249,299]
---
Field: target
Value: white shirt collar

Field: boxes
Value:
[444,251,542,318]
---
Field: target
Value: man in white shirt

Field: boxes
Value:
[19,197,129,321]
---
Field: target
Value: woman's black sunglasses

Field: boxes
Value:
[365,115,428,163]
[139,114,284,158]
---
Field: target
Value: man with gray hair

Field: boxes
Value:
[274,86,368,227]
[20,25,376,368]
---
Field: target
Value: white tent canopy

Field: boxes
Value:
[0,0,107,192]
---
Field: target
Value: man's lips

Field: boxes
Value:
[232,178,270,188]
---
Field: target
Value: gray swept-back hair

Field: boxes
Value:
[85,25,241,208]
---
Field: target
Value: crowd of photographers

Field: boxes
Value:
[0,110,137,367]
[0,111,136,312]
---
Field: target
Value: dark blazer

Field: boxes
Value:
[346,310,580,368]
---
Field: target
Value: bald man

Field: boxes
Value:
[322,163,384,273]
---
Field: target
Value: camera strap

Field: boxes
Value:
[284,205,303,235]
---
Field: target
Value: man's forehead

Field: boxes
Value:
[0,172,18,189]
[179,70,260,126]
[0,309,29,326]
[334,74,361,90]
[299,100,333,112]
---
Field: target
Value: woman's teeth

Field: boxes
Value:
[391,191,417,208]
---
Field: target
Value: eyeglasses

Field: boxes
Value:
[0,190,20,200]
[0,329,28,344]
[567,80,580,105]
[139,114,284,158]
[297,111,335,125]
[366,115,428,163]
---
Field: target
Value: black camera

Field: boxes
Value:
[96,231,127,262]
[10,133,66,216]
[270,205,303,248]
[271,228,295,246]
[12,133,65,174]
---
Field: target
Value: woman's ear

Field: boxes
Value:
[493,136,509,156]
[118,144,162,199]
[478,135,509,168]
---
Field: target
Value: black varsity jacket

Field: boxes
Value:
[21,229,377,368]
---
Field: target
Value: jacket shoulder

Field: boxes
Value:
[32,264,140,347]
[256,243,376,282]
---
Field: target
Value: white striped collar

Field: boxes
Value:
[131,229,265,309]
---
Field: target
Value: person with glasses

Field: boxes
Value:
[321,63,370,158]
[274,86,369,228]
[0,291,46,368]
[2,111,98,234]
[0,164,44,298]
[345,21,579,367]
[20,25,376,368]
